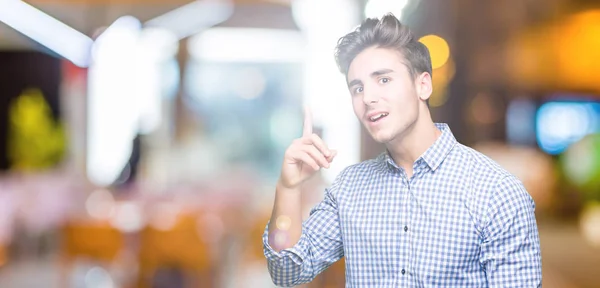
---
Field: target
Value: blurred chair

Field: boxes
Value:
[137,212,215,288]
[242,212,269,263]
[0,244,6,268]
[60,220,125,287]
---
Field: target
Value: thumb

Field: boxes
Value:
[327,149,338,162]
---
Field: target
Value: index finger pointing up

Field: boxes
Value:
[303,106,313,137]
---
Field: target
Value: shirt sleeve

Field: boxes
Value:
[479,175,542,287]
[262,173,345,287]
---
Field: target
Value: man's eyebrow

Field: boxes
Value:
[348,79,362,88]
[371,68,394,76]
[347,69,395,87]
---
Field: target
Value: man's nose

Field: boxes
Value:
[362,88,379,105]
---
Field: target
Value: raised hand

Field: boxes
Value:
[278,107,337,190]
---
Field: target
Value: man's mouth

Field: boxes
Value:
[369,113,389,122]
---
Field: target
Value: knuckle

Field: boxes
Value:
[292,139,305,148]
[284,149,294,158]
[286,145,300,155]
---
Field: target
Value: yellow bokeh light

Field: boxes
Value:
[506,9,600,92]
[429,58,455,107]
[429,89,449,108]
[554,9,600,90]
[419,34,450,70]
[580,202,600,248]
[276,215,292,231]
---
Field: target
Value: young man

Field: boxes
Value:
[263,14,542,287]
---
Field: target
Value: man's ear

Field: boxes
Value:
[416,72,433,102]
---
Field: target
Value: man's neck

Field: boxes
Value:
[385,117,441,177]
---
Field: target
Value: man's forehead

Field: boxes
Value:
[348,63,410,84]
[349,48,406,75]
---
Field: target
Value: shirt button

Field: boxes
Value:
[404,226,408,232]
[401,269,406,275]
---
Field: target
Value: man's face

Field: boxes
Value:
[347,47,429,144]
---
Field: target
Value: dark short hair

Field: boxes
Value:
[334,13,432,80]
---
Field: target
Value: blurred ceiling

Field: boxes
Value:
[2,0,599,94]
[0,0,297,49]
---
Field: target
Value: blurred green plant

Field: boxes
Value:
[560,133,600,202]
[7,88,66,171]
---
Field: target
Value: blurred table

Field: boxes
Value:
[539,219,600,288]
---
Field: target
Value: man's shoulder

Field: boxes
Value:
[453,143,530,205]
[452,144,533,228]
[453,143,514,183]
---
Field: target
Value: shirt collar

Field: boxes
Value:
[378,123,457,172]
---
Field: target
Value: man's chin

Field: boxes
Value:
[364,125,392,143]
[370,132,391,144]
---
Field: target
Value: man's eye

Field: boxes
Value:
[354,87,364,94]
[379,78,390,84]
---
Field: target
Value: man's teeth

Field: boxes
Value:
[370,113,388,121]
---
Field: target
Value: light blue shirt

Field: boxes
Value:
[263,123,542,287]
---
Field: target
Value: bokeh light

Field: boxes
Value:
[419,34,450,70]
[470,92,501,125]
[364,0,409,19]
[85,189,116,220]
[275,215,291,231]
[580,202,600,248]
[561,134,600,197]
[537,101,600,155]
[429,57,455,107]
[109,201,144,233]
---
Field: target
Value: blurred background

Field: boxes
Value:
[0,0,599,287]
